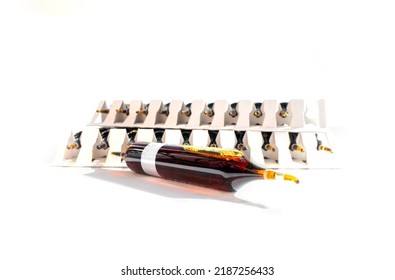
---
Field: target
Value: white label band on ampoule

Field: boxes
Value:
[140,143,166,177]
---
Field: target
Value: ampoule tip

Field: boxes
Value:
[318,145,333,153]
[96,109,109,113]
[283,174,300,184]
[275,172,300,184]
[67,144,78,150]
[111,152,124,157]
[279,111,288,118]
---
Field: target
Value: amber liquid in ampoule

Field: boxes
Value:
[123,142,298,191]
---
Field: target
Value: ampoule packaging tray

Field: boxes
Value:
[54,99,336,169]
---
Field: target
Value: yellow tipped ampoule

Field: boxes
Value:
[318,145,333,153]
[116,109,128,114]
[263,144,276,152]
[96,109,110,114]
[236,143,247,151]
[291,144,305,153]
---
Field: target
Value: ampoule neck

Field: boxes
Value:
[244,161,299,183]
[244,162,271,176]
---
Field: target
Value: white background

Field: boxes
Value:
[0,1,394,279]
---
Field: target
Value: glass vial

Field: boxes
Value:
[119,142,299,191]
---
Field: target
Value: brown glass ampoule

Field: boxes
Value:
[115,142,299,192]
